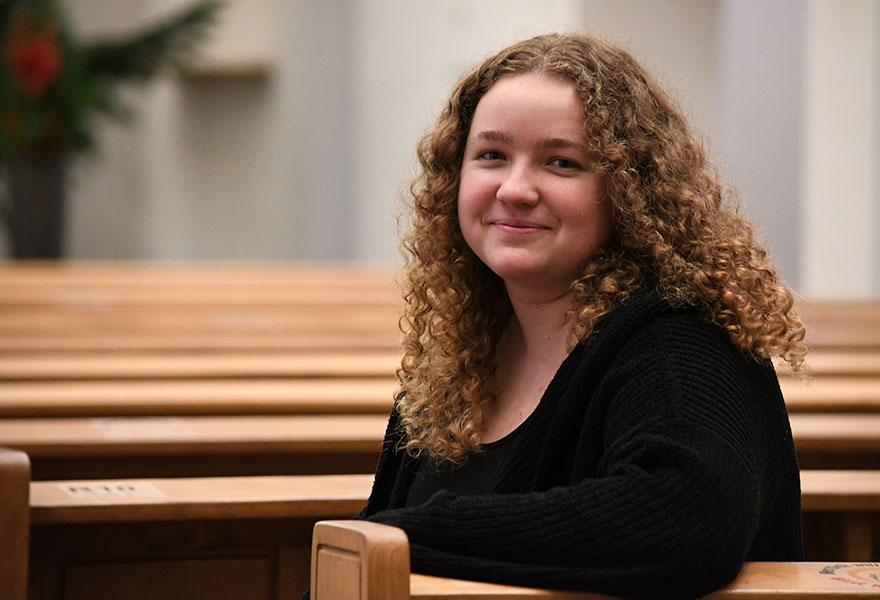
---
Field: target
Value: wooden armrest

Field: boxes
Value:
[311,520,410,600]
[310,519,880,599]
[0,446,31,600]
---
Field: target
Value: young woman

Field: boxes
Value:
[359,33,806,599]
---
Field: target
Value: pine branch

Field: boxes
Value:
[83,1,223,82]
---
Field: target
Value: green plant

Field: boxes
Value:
[0,0,222,159]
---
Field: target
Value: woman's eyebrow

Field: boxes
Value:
[538,137,588,152]
[475,130,513,144]
[472,130,587,153]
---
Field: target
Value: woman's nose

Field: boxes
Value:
[496,164,539,205]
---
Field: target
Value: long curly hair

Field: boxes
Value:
[397,32,806,463]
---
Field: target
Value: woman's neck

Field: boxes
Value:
[503,284,574,361]
[481,285,574,443]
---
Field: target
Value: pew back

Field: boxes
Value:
[28,474,374,600]
[9,469,880,600]
[2,413,879,480]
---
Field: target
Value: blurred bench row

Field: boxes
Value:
[1,260,877,352]
[1,261,878,599]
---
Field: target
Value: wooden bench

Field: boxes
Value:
[0,350,401,381]
[25,468,880,565]
[781,377,880,413]
[0,378,398,417]
[0,261,402,354]
[2,413,879,480]
[799,300,880,351]
[20,470,880,598]
[0,348,876,382]
[800,470,880,560]
[0,414,389,480]
[0,260,396,290]
[1,264,876,358]
[310,520,880,599]
[1,441,877,600]
[1,376,878,418]
[0,408,397,479]
[0,444,373,600]
[790,413,880,469]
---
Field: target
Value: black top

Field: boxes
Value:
[357,285,803,600]
[405,413,531,507]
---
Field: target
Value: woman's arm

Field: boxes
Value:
[367,417,760,599]
[364,317,792,599]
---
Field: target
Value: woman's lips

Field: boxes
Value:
[490,219,550,234]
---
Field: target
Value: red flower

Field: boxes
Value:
[5,17,62,98]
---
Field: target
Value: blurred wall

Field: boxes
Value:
[25,0,880,298]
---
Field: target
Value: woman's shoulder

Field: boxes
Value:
[587,284,715,353]
[585,286,775,386]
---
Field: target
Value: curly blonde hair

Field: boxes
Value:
[397,33,806,463]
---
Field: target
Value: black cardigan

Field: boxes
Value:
[359,287,804,599]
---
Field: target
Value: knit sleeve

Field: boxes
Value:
[365,320,785,599]
[368,420,758,598]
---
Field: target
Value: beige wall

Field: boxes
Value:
[800,0,880,297]
[18,0,878,298]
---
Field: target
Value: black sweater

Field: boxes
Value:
[360,287,804,599]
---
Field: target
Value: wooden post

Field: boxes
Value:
[311,520,409,600]
[0,447,30,600]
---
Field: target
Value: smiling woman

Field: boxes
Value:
[307,32,810,600]
[457,72,611,304]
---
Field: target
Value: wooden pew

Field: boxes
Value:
[0,350,401,381]
[0,378,398,417]
[0,348,876,382]
[1,454,876,599]
[0,261,402,354]
[799,300,880,351]
[0,350,400,381]
[26,473,374,600]
[800,470,880,560]
[0,260,396,290]
[1,263,877,356]
[310,520,880,599]
[781,377,880,413]
[2,413,879,480]
[0,414,389,480]
[0,330,403,353]
[0,306,399,341]
[790,413,880,469]
[1,375,879,418]
[20,469,880,600]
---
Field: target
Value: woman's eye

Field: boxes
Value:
[549,158,581,170]
[478,150,504,161]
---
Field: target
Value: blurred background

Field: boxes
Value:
[2,0,878,298]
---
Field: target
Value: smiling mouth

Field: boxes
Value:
[490,220,549,233]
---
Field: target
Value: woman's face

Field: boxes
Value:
[457,72,612,298]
